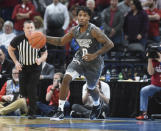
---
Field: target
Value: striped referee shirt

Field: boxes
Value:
[10,34,47,66]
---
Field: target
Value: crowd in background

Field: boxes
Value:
[0,0,160,76]
[0,0,160,117]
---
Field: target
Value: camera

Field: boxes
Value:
[146,45,161,58]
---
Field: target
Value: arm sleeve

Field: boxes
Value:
[10,35,21,48]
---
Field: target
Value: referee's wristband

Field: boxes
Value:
[50,88,54,92]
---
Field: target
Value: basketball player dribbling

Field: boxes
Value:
[46,6,114,120]
[8,20,48,119]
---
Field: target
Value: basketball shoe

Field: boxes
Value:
[136,114,148,120]
[89,100,103,120]
[50,108,64,121]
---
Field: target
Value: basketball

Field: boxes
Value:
[28,31,46,49]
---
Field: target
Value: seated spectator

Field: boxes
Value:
[145,0,161,43]
[40,61,54,80]
[136,45,161,120]
[0,47,14,88]
[0,98,27,116]
[71,80,110,119]
[0,21,16,50]
[12,0,36,35]
[0,17,4,35]
[36,72,70,116]
[0,67,27,115]
[124,0,149,48]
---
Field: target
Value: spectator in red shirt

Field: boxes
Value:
[146,0,161,43]
[12,0,36,35]
[36,72,70,116]
[136,44,161,120]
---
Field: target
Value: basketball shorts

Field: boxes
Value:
[65,58,104,90]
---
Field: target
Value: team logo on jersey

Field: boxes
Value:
[76,39,92,48]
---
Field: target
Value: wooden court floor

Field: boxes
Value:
[0,116,161,131]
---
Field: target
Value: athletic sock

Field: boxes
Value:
[59,100,65,111]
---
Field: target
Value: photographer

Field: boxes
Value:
[0,47,14,89]
[136,45,161,120]
[36,72,70,116]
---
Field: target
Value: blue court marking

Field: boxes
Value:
[13,119,161,131]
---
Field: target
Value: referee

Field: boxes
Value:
[8,20,48,119]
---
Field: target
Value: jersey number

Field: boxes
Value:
[82,48,88,56]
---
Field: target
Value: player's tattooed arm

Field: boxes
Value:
[46,28,74,46]
[91,27,114,57]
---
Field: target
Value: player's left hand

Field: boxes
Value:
[82,53,97,61]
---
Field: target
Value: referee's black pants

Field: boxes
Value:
[19,64,41,116]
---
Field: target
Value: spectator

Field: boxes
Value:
[146,0,161,43]
[0,97,27,116]
[71,80,110,119]
[68,0,86,9]
[33,15,44,32]
[69,5,78,24]
[156,0,161,9]
[0,21,16,50]
[0,67,27,116]
[44,0,69,72]
[95,0,110,12]
[86,0,102,28]
[0,47,14,89]
[118,0,131,17]
[36,72,70,116]
[44,0,69,36]
[32,0,52,17]
[0,17,4,35]
[103,0,124,45]
[12,0,36,35]
[124,0,149,48]
[136,45,161,120]
[0,67,19,104]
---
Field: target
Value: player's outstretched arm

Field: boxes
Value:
[46,29,74,46]
[91,27,114,57]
